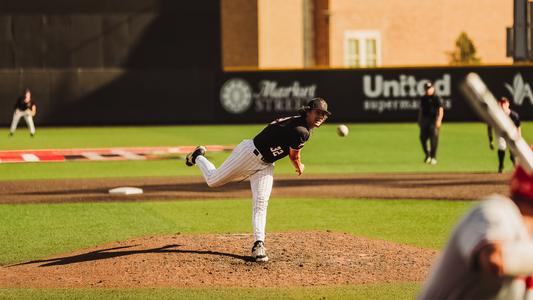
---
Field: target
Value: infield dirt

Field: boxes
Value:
[0,231,436,288]
[0,172,510,204]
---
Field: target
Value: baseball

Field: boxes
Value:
[337,124,349,137]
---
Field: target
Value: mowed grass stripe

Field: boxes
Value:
[0,283,422,300]
[0,198,473,265]
[1,122,531,180]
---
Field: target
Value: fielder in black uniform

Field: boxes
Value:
[9,88,37,137]
[488,97,521,173]
[185,98,331,262]
[418,82,444,165]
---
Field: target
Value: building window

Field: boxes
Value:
[344,31,381,67]
[346,39,360,67]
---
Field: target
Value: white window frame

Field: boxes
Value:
[344,30,382,67]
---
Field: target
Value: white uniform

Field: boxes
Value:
[490,110,520,152]
[196,139,274,242]
[10,108,35,135]
[194,115,311,243]
[419,195,530,300]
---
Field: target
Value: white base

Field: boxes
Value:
[108,187,143,195]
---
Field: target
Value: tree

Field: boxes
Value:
[448,32,481,65]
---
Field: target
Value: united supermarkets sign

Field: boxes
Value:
[361,74,452,113]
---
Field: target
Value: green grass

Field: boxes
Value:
[0,283,421,300]
[1,125,262,150]
[1,123,530,180]
[0,123,500,299]
[0,198,473,265]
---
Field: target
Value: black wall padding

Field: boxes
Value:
[217,66,533,123]
[0,69,218,125]
[0,0,222,126]
[0,0,221,68]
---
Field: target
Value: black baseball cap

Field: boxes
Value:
[306,98,332,116]
[424,82,433,89]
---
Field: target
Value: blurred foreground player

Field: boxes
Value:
[185,98,331,262]
[419,164,533,299]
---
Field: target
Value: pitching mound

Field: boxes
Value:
[0,231,437,288]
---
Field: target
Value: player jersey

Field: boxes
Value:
[488,110,520,138]
[14,97,34,111]
[418,195,530,300]
[253,115,310,163]
[419,94,443,121]
[509,110,521,128]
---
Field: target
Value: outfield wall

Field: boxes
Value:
[218,66,533,123]
[1,65,533,125]
[0,0,222,126]
[0,0,221,69]
[0,69,218,125]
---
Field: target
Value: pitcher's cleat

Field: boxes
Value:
[252,240,269,262]
[185,146,206,166]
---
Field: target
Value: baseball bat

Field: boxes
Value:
[460,72,533,173]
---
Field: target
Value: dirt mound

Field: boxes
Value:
[0,172,510,204]
[0,231,437,288]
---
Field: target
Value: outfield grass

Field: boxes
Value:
[0,283,422,300]
[1,122,531,180]
[0,198,473,265]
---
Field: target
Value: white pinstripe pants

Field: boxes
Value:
[195,139,274,242]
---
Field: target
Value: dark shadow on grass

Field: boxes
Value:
[9,244,253,267]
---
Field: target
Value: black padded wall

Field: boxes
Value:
[0,0,222,125]
[0,0,221,69]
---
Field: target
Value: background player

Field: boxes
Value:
[488,97,521,173]
[185,98,331,262]
[418,81,444,165]
[9,88,37,137]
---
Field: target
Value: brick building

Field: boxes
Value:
[221,0,513,69]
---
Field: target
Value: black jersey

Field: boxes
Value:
[509,110,521,128]
[488,110,521,139]
[14,97,34,111]
[419,94,443,121]
[253,116,311,163]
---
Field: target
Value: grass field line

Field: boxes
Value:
[0,145,233,153]
[0,145,234,164]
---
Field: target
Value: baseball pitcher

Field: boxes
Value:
[185,98,331,262]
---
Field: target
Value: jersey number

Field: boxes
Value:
[270,146,284,157]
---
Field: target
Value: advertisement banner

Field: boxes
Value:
[217,66,533,123]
